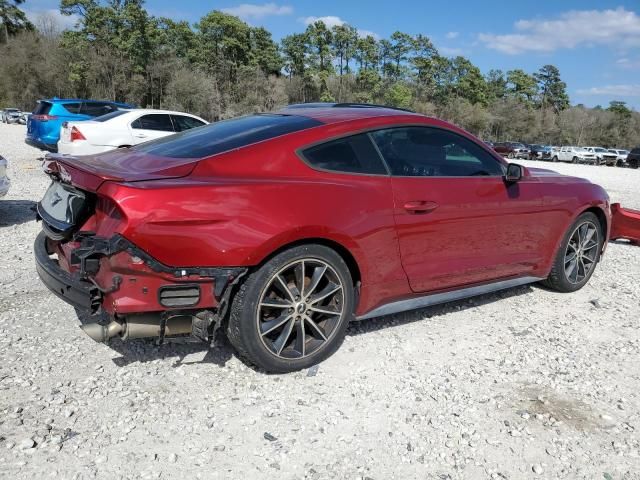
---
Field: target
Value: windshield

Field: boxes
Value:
[594,148,607,152]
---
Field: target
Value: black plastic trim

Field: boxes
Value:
[158,284,201,308]
[34,231,101,312]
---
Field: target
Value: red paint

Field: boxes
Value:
[43,107,612,318]
[610,203,640,245]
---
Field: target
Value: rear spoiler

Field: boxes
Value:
[610,203,640,245]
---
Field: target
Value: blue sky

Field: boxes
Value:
[24,0,640,109]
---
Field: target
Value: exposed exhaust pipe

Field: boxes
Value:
[80,314,193,343]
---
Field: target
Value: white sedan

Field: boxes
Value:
[57,109,208,156]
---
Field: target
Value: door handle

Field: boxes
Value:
[403,201,439,214]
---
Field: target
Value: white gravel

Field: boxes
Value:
[1,122,639,479]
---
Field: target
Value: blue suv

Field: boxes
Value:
[26,98,134,152]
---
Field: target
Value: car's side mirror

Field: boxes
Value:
[505,163,523,183]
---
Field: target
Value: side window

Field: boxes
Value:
[171,115,206,132]
[131,114,175,132]
[370,127,504,177]
[81,102,117,117]
[302,133,387,175]
[62,103,82,114]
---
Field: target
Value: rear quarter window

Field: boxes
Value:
[301,134,387,175]
[81,102,117,117]
[134,114,323,159]
[62,103,82,114]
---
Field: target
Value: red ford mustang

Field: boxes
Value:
[35,103,611,372]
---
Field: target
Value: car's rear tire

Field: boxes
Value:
[630,158,639,169]
[572,156,578,164]
[227,244,354,373]
[552,155,558,162]
[541,212,603,293]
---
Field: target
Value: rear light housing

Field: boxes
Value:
[31,114,58,121]
[70,126,86,142]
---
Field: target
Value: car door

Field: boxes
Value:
[129,114,176,143]
[370,126,550,293]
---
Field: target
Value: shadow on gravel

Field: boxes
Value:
[108,338,235,369]
[347,284,534,337]
[72,284,534,371]
[0,199,37,226]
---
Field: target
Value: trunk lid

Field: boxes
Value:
[45,149,200,191]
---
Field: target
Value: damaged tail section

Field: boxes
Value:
[610,203,640,245]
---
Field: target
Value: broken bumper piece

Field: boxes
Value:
[610,203,640,245]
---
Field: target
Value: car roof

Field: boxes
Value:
[279,103,422,125]
[126,108,204,116]
[41,98,133,107]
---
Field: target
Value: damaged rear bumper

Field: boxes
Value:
[610,203,640,244]
[34,231,101,311]
[34,230,247,316]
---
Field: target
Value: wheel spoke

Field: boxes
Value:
[304,315,327,341]
[578,258,586,280]
[565,258,577,279]
[274,275,295,302]
[583,241,598,252]
[564,251,577,264]
[294,319,306,356]
[260,314,292,336]
[309,283,341,305]
[260,297,292,308]
[294,261,305,298]
[273,318,295,354]
[582,227,596,247]
[309,305,340,316]
[305,265,327,298]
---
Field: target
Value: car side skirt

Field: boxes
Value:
[356,276,544,320]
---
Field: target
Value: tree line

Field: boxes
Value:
[1,0,638,148]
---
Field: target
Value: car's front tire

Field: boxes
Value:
[227,244,354,373]
[542,212,603,293]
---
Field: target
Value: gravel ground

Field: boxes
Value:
[1,122,639,479]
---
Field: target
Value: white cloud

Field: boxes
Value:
[445,31,459,39]
[301,15,345,29]
[24,8,80,31]
[221,3,292,20]
[356,29,380,40]
[439,46,464,57]
[576,84,640,96]
[479,7,640,54]
[300,15,378,38]
[616,57,640,69]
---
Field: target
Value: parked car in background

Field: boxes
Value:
[35,103,611,373]
[492,142,530,159]
[627,148,640,169]
[608,149,629,167]
[26,98,134,153]
[552,146,597,164]
[528,144,553,160]
[1,108,22,124]
[57,109,208,156]
[0,155,10,198]
[583,147,617,166]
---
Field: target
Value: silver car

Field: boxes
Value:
[1,108,21,124]
[0,156,10,198]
